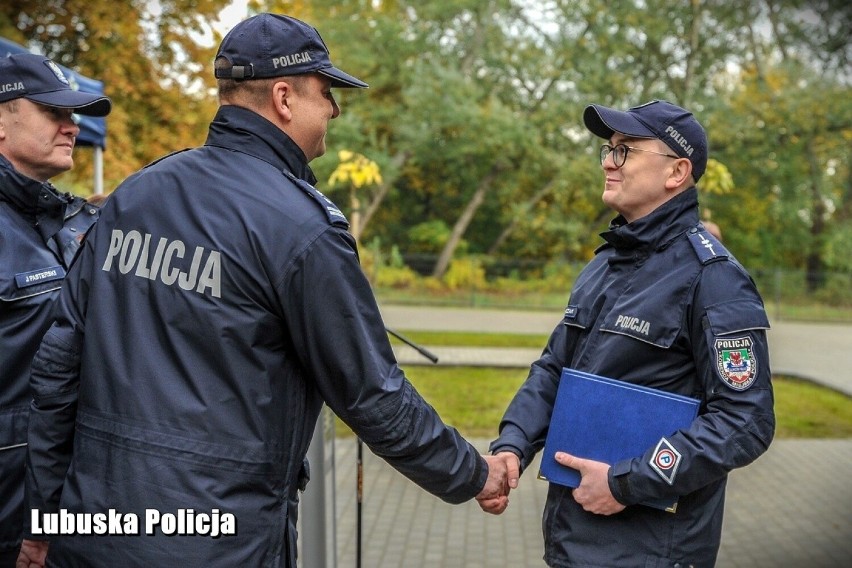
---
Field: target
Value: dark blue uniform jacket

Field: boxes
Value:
[491,188,775,568]
[0,155,98,554]
[25,106,487,567]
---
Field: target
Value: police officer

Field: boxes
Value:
[0,53,111,568]
[21,13,513,567]
[489,100,775,566]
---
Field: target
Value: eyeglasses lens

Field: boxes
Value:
[600,144,628,167]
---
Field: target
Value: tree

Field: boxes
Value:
[327,150,383,241]
[704,0,851,289]
[0,0,229,192]
[256,0,852,284]
[709,62,851,286]
[8,0,845,283]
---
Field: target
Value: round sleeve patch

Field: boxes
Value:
[714,336,758,391]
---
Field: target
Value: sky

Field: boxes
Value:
[213,0,250,36]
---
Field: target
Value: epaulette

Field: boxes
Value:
[282,170,349,229]
[687,224,729,264]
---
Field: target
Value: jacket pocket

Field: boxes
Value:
[705,298,770,335]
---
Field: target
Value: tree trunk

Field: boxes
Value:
[805,137,826,293]
[432,166,501,278]
[487,177,558,255]
[682,0,702,101]
[358,151,409,239]
[764,0,790,62]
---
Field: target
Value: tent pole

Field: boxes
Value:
[93,146,104,195]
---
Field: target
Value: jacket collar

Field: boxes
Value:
[599,187,700,252]
[204,105,318,185]
[0,153,69,241]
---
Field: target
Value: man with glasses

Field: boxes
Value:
[0,53,111,568]
[489,100,774,566]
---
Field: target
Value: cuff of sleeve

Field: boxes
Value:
[488,428,535,473]
[476,451,488,486]
[608,460,633,505]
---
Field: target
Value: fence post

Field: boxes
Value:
[301,407,337,568]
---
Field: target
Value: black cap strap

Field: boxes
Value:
[214,63,255,80]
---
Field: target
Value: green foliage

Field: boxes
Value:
[442,257,486,291]
[823,226,852,273]
[4,0,848,283]
[0,0,228,193]
[388,330,549,348]
[407,221,454,254]
[540,261,581,291]
[707,59,851,276]
[773,376,852,438]
[811,273,852,307]
[375,266,419,289]
[361,238,418,288]
[338,367,852,439]
[404,366,527,438]
[700,159,735,195]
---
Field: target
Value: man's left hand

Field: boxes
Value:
[555,451,626,516]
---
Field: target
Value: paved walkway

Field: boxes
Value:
[302,306,852,567]
[381,305,852,397]
[327,438,852,568]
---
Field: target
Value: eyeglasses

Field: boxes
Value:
[599,144,680,168]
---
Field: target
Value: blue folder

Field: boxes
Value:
[538,368,700,512]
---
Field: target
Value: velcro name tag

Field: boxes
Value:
[16,266,66,288]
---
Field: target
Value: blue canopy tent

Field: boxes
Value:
[1,36,108,193]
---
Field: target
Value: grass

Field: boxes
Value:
[766,303,852,323]
[340,330,852,439]
[335,367,852,440]
[375,289,852,323]
[388,330,549,348]
[773,376,852,438]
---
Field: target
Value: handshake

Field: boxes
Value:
[475,451,521,515]
[473,451,624,516]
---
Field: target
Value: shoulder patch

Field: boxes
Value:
[687,225,728,264]
[283,170,349,229]
[714,335,758,390]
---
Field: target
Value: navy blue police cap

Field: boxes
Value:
[584,100,707,181]
[0,53,111,116]
[214,13,368,89]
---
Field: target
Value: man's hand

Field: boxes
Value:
[16,539,49,568]
[475,452,520,515]
[555,451,625,516]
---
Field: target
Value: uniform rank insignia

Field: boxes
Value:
[714,336,757,391]
[285,171,350,228]
[649,437,682,485]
